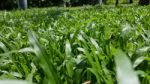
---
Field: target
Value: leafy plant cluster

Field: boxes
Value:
[0,6,150,84]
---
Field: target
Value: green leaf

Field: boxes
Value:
[90,38,99,50]
[133,56,146,68]
[65,40,72,57]
[0,80,28,84]
[136,47,150,56]
[113,48,140,84]
[0,42,8,52]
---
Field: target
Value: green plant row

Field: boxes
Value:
[0,6,150,84]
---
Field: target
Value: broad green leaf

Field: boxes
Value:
[0,80,28,84]
[18,47,34,53]
[0,42,8,52]
[90,38,99,50]
[65,40,72,57]
[114,49,140,84]
[133,56,146,68]
[136,47,150,56]
[77,47,85,53]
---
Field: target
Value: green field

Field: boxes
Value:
[0,6,150,84]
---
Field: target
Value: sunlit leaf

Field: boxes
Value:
[65,40,72,57]
[133,56,146,68]
[0,80,28,84]
[114,49,140,84]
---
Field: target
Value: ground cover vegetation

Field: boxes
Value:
[0,5,150,84]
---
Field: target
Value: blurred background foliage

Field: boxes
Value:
[0,0,140,10]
